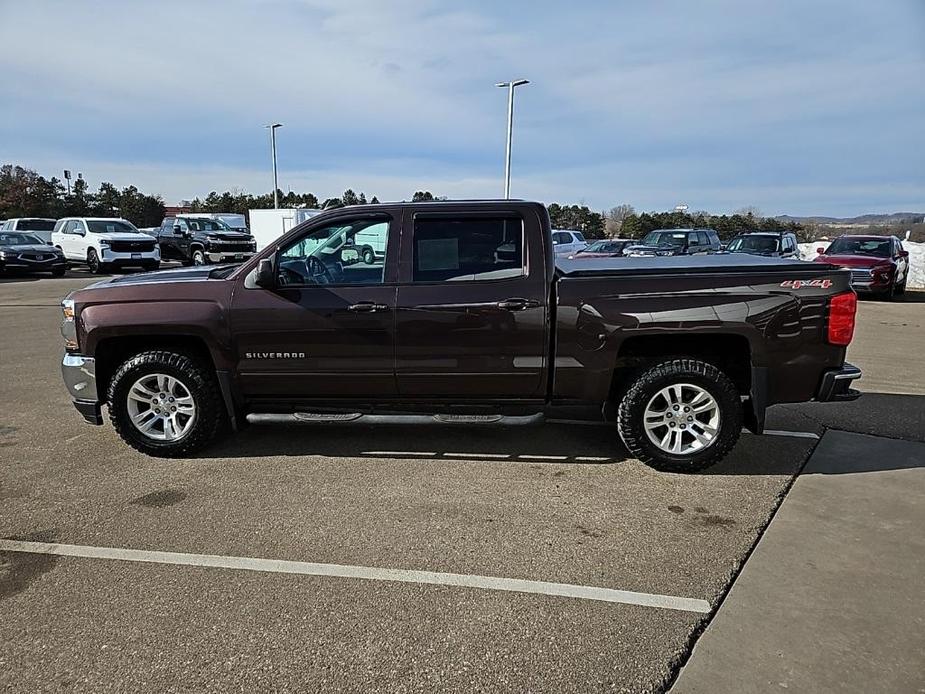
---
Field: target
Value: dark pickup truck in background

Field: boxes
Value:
[156,216,257,266]
[61,200,861,472]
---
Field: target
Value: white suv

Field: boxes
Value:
[551,229,588,256]
[52,217,160,274]
[0,218,58,244]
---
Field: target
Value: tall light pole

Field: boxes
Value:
[265,123,283,209]
[495,79,529,199]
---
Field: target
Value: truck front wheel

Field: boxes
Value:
[107,350,225,457]
[617,359,742,472]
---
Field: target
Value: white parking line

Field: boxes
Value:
[759,430,821,440]
[443,452,511,459]
[0,540,711,614]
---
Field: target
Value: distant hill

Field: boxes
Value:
[774,212,925,225]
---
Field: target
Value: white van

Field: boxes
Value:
[248,208,322,251]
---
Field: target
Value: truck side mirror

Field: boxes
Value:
[254,258,275,288]
[173,225,183,235]
[816,247,825,255]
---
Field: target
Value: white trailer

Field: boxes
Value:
[248,208,322,251]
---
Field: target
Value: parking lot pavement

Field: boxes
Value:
[672,431,925,694]
[1,278,922,692]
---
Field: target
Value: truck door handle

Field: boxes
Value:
[347,302,389,313]
[496,298,540,311]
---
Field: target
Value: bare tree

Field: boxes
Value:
[604,204,635,237]
[734,205,762,218]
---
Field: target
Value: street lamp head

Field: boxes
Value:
[265,123,283,129]
[496,79,529,88]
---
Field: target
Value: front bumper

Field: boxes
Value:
[0,255,66,272]
[62,354,102,424]
[100,249,160,268]
[206,250,255,263]
[816,363,862,402]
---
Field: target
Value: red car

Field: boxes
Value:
[568,239,633,259]
[813,235,910,299]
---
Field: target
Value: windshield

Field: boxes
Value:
[87,220,139,234]
[640,231,689,247]
[0,232,44,245]
[582,241,623,253]
[17,219,56,231]
[826,237,891,258]
[218,214,247,229]
[183,218,227,232]
[727,236,779,253]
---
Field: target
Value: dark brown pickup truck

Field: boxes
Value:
[61,200,861,471]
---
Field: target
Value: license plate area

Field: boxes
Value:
[131,253,142,259]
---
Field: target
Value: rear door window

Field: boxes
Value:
[412,216,524,282]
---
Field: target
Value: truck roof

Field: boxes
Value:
[555,253,819,277]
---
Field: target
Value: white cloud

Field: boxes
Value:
[1,0,923,215]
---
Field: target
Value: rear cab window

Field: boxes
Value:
[412,216,524,282]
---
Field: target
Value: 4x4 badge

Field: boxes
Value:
[780,279,833,290]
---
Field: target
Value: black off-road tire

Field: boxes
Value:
[192,248,207,266]
[362,246,375,265]
[617,358,742,473]
[107,350,225,457]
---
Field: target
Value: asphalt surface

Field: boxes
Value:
[1,269,922,692]
[674,430,925,693]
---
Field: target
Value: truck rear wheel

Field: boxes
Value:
[617,358,742,472]
[107,350,225,457]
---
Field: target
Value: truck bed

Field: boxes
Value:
[555,254,830,277]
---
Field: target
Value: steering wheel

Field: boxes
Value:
[306,256,334,285]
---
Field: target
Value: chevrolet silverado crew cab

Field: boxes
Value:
[52,217,160,274]
[156,216,257,266]
[60,200,861,472]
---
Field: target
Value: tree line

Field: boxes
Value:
[4,162,868,243]
[0,165,166,228]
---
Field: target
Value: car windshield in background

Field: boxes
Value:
[218,215,247,229]
[826,238,891,257]
[583,241,622,253]
[17,219,56,231]
[0,232,43,245]
[185,219,225,232]
[574,232,586,242]
[641,231,688,247]
[727,236,779,253]
[87,220,138,234]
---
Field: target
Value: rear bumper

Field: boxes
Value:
[816,363,862,402]
[62,354,103,425]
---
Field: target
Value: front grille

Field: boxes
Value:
[19,252,56,262]
[211,242,252,252]
[849,269,872,283]
[110,240,155,253]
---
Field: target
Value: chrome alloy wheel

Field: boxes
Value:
[126,373,196,441]
[643,383,721,456]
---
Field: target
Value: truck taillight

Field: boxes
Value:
[827,291,857,346]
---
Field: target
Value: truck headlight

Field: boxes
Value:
[61,298,78,349]
[98,239,110,247]
[62,298,75,322]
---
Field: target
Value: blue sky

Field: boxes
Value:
[1,0,923,215]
